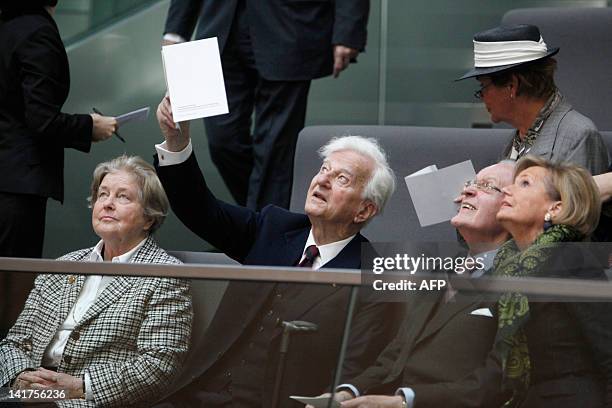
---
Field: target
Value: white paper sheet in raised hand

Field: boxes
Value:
[161,37,228,122]
[404,160,476,227]
[116,107,150,126]
[290,395,341,408]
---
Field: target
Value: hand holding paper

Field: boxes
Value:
[156,96,190,152]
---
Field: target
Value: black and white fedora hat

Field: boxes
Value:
[457,24,559,81]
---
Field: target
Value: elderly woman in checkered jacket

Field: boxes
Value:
[0,155,193,407]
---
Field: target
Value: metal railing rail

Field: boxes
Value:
[1,257,612,299]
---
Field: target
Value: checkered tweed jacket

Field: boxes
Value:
[0,236,192,407]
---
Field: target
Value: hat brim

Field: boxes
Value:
[455,47,559,81]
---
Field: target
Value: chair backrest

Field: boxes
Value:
[290,126,612,244]
[502,7,612,131]
[603,131,612,154]
[290,126,514,242]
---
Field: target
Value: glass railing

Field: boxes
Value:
[1,255,611,405]
[55,0,159,44]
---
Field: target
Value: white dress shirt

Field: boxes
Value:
[298,230,355,270]
[162,33,186,43]
[42,238,147,399]
[155,140,192,166]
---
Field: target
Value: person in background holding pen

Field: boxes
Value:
[0,0,118,337]
[0,0,118,257]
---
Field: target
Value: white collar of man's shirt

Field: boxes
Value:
[301,230,355,270]
[89,237,148,263]
[468,248,498,278]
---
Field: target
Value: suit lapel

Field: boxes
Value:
[386,290,443,380]
[322,234,365,269]
[77,276,131,326]
[412,291,481,348]
[76,237,158,325]
[39,275,86,351]
[530,98,572,158]
[57,275,86,325]
[269,234,364,338]
[284,228,310,266]
[194,228,310,373]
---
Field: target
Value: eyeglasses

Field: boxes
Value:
[473,83,493,99]
[463,179,503,194]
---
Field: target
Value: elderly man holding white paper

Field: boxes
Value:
[153,95,398,408]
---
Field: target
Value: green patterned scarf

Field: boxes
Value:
[492,224,583,407]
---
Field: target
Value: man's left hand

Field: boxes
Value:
[333,45,359,78]
[341,395,405,408]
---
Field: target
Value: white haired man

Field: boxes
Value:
[154,96,396,407]
[319,161,515,408]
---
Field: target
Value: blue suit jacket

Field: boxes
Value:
[155,153,395,406]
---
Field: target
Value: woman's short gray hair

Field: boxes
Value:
[88,155,169,234]
[318,135,396,213]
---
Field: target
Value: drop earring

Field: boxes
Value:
[544,212,553,231]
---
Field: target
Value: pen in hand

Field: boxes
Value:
[92,107,125,143]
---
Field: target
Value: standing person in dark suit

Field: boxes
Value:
[0,0,117,337]
[162,0,370,210]
[0,0,118,256]
[154,96,396,407]
[317,162,514,408]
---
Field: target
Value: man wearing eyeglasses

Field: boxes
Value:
[321,161,515,408]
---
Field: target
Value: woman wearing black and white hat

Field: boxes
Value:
[458,24,609,175]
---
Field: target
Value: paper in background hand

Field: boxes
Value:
[406,164,438,178]
[404,160,476,227]
[290,395,341,408]
[161,37,229,122]
[116,107,150,126]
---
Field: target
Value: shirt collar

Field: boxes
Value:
[303,230,355,269]
[468,248,499,278]
[89,237,148,263]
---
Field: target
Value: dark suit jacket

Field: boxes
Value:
[155,153,394,407]
[163,0,370,81]
[348,288,505,407]
[0,9,92,202]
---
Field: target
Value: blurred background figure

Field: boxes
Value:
[162,0,370,210]
[0,155,192,407]
[493,156,612,407]
[0,0,117,338]
[458,24,609,175]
